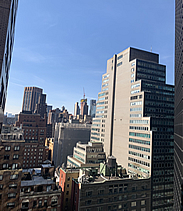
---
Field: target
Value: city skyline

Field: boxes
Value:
[5,1,174,115]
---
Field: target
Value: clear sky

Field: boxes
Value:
[5,0,174,115]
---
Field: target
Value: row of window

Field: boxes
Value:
[137,61,165,71]
[117,62,122,67]
[142,82,174,91]
[102,83,108,87]
[129,138,150,145]
[129,126,149,131]
[117,55,123,60]
[131,89,140,94]
[4,154,19,160]
[102,87,108,91]
[129,144,150,152]
[129,150,150,160]
[130,101,142,106]
[137,67,165,77]
[103,74,109,79]
[153,169,173,176]
[129,120,149,124]
[5,146,19,151]
[98,92,108,97]
[102,79,109,83]
[129,132,150,139]
[128,157,150,167]
[128,163,149,174]
[137,73,165,82]
[130,112,142,118]
[130,95,142,100]
[130,107,142,112]
[0,174,18,180]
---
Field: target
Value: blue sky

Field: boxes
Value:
[5,1,174,114]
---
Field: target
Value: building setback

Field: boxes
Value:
[0,0,18,132]
[91,47,174,210]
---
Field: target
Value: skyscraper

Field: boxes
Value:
[80,99,88,118]
[34,93,47,118]
[174,1,183,210]
[22,87,43,112]
[91,47,174,210]
[90,99,96,118]
[0,0,18,131]
[74,102,80,117]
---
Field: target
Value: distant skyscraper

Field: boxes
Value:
[47,105,52,117]
[174,1,183,210]
[34,93,47,118]
[74,102,80,117]
[90,99,96,118]
[80,99,88,117]
[0,0,19,131]
[91,47,174,210]
[22,87,43,112]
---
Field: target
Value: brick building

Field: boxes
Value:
[20,162,62,210]
[15,112,48,168]
[0,125,25,210]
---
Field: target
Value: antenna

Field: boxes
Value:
[150,46,152,52]
[83,87,85,99]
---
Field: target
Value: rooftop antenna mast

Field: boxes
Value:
[150,46,152,52]
[83,87,85,99]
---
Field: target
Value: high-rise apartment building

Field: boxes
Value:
[22,87,43,112]
[91,47,174,210]
[174,1,183,210]
[0,0,18,131]
[90,99,96,118]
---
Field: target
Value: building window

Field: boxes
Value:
[0,175,3,181]
[8,193,16,198]
[3,163,8,169]
[86,191,92,196]
[10,174,18,180]
[22,202,29,209]
[47,185,51,192]
[131,202,136,207]
[141,200,146,205]
[0,185,3,190]
[38,200,42,208]
[13,154,19,160]
[51,198,58,207]
[9,184,17,189]
[4,155,9,160]
[44,200,47,207]
[12,163,18,170]
[7,203,15,208]
[5,146,10,151]
[33,201,37,207]
[14,146,20,151]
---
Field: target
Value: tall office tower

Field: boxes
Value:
[0,0,18,131]
[22,87,43,112]
[174,1,183,210]
[34,93,47,118]
[90,99,96,118]
[47,105,52,117]
[80,99,88,117]
[74,102,80,117]
[91,47,174,210]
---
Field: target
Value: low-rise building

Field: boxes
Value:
[67,141,106,168]
[59,168,79,211]
[71,156,151,211]
[20,162,62,211]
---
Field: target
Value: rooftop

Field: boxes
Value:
[21,175,54,187]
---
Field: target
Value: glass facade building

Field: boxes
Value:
[0,0,18,132]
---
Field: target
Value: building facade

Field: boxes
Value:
[22,87,43,113]
[53,123,91,168]
[174,1,183,210]
[90,99,96,118]
[0,0,18,132]
[74,102,80,117]
[15,112,47,168]
[0,125,25,210]
[67,141,106,168]
[91,47,174,210]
